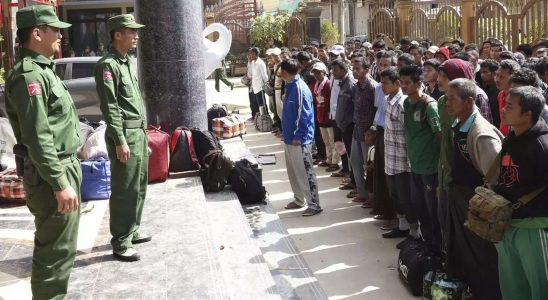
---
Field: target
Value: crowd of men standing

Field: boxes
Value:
[245,36,548,299]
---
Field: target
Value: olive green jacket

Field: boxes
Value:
[5,48,80,191]
[94,50,145,146]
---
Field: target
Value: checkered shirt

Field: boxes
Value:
[384,91,411,175]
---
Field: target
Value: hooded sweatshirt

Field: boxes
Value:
[494,120,548,221]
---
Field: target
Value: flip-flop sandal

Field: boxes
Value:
[284,202,303,210]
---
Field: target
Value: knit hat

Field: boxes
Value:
[439,59,475,80]
[435,47,450,60]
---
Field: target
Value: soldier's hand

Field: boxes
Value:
[54,186,79,214]
[116,144,131,163]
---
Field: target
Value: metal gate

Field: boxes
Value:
[368,8,398,43]
[475,1,513,49]
[517,0,548,45]
[435,6,461,44]
[287,16,305,48]
[409,8,430,41]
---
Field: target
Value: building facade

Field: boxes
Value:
[59,0,134,56]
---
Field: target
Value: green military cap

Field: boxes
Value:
[16,5,71,29]
[107,14,145,32]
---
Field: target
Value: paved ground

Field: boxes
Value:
[0,79,418,300]
[210,79,417,300]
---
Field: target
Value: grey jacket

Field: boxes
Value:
[335,73,356,131]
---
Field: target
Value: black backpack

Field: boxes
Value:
[397,240,443,296]
[228,159,266,205]
[190,128,221,164]
[207,104,228,131]
[169,127,200,172]
[200,150,233,192]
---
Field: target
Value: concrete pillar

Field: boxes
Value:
[461,0,477,44]
[135,0,207,132]
[303,1,323,43]
[338,0,345,43]
[395,0,412,40]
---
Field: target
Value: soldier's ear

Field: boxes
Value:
[114,31,122,41]
[31,27,43,42]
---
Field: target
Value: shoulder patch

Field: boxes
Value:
[27,82,42,96]
[103,70,113,81]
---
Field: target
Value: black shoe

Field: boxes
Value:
[133,233,152,244]
[113,248,141,262]
[339,183,356,190]
[382,229,410,239]
[396,236,422,249]
[302,208,323,216]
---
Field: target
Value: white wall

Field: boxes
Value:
[354,4,369,36]
[317,2,369,40]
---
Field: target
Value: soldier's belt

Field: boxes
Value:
[123,119,146,129]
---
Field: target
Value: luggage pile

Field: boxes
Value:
[147,124,265,204]
[208,104,247,139]
[397,239,468,299]
[146,104,267,204]
[0,118,24,202]
[78,120,111,201]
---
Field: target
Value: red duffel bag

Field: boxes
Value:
[146,126,170,183]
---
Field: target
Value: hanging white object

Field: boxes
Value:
[203,23,232,79]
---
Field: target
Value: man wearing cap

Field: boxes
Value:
[426,45,439,60]
[5,5,80,298]
[94,14,150,262]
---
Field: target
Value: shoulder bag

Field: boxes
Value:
[465,153,546,242]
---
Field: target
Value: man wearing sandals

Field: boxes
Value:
[279,59,323,216]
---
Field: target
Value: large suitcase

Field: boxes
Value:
[81,159,111,201]
[146,126,170,183]
[169,127,200,172]
[397,240,443,296]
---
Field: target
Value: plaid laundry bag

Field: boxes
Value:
[0,168,26,201]
[229,114,247,136]
[212,117,234,139]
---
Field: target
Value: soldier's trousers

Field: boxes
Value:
[23,157,81,300]
[106,128,148,252]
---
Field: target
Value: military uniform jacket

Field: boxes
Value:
[5,48,80,191]
[94,49,146,146]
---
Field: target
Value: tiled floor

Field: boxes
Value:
[0,177,248,299]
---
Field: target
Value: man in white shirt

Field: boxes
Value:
[248,47,269,117]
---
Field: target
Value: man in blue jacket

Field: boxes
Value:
[279,59,323,216]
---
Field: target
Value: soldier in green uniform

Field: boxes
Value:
[4,5,81,299]
[94,14,150,262]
